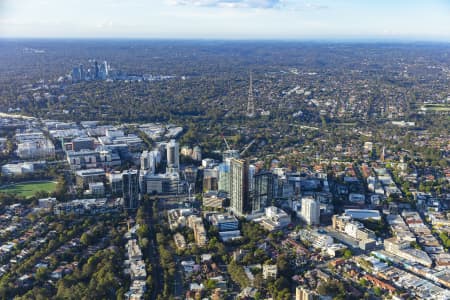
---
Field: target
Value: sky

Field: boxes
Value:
[0,0,450,40]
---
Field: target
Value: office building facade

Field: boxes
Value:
[123,170,139,210]
[230,158,249,216]
[252,171,276,213]
[301,197,320,226]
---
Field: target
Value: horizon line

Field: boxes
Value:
[1,36,450,44]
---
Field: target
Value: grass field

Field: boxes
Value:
[0,181,57,198]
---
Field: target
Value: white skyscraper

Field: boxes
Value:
[141,150,150,170]
[301,196,320,226]
[166,139,180,172]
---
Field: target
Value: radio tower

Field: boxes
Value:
[246,71,255,117]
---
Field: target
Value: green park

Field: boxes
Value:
[0,181,57,198]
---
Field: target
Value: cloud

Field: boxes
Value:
[166,0,329,10]
[167,0,282,9]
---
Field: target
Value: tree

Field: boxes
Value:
[35,267,49,281]
[343,249,353,259]
[373,286,382,297]
[317,280,345,297]
[80,232,92,246]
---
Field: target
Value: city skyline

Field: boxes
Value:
[1,0,450,41]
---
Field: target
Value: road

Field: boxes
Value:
[144,201,163,299]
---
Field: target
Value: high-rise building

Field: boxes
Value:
[301,197,320,226]
[192,146,202,161]
[94,60,99,79]
[252,171,276,212]
[248,164,256,192]
[108,172,123,197]
[218,161,231,193]
[166,139,180,172]
[122,170,139,210]
[223,149,240,161]
[103,61,109,76]
[140,150,158,174]
[230,158,249,216]
[79,64,85,81]
[203,168,219,191]
[72,67,81,82]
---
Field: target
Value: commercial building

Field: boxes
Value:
[65,137,96,151]
[141,172,180,195]
[203,168,219,191]
[75,168,106,189]
[209,214,239,232]
[218,161,231,194]
[252,171,276,213]
[301,197,320,226]
[218,230,242,242]
[140,150,160,174]
[166,139,180,172]
[298,229,334,249]
[66,150,100,170]
[192,146,202,161]
[384,237,432,267]
[1,162,36,176]
[230,158,249,216]
[108,172,123,196]
[16,138,55,159]
[332,214,377,250]
[259,206,291,231]
[123,170,139,210]
[88,182,105,197]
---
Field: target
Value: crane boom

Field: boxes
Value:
[221,133,231,151]
[240,139,255,156]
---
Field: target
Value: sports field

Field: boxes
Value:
[0,181,57,198]
[420,104,450,112]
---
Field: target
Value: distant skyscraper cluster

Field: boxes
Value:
[71,60,109,82]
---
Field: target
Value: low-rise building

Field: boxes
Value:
[384,237,432,267]
[202,191,227,208]
[258,206,291,231]
[38,197,57,211]
[75,168,106,189]
[53,198,122,215]
[187,215,208,247]
[262,264,278,280]
[209,213,239,232]
[1,162,37,176]
[173,233,187,250]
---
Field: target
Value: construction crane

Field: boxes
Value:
[221,133,231,151]
[240,139,255,156]
[222,133,256,157]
